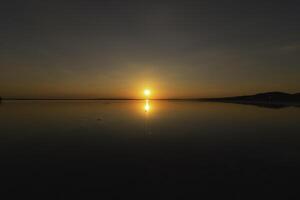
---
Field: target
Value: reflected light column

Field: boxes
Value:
[143,89,151,112]
[144,99,150,112]
[143,89,151,134]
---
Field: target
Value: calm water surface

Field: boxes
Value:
[0,100,299,199]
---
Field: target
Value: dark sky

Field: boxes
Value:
[0,0,299,98]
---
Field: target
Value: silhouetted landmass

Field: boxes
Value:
[2,92,300,110]
[216,92,300,101]
[205,92,300,108]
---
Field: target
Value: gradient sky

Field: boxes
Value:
[0,0,299,98]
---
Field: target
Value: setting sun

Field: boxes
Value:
[144,89,151,97]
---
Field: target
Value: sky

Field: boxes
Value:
[0,0,299,99]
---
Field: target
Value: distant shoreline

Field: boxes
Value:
[2,92,300,103]
[2,93,300,109]
[1,98,203,101]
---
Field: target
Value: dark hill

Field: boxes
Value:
[211,92,300,102]
[205,92,300,108]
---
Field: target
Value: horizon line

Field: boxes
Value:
[1,97,210,101]
[1,91,299,101]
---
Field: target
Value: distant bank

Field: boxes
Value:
[204,92,300,108]
[1,92,300,103]
[205,92,300,102]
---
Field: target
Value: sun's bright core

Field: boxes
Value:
[144,89,151,97]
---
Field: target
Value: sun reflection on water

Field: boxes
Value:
[144,99,150,112]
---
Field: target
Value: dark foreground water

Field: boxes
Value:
[0,100,300,199]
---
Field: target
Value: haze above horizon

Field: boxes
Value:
[0,0,299,99]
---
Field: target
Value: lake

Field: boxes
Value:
[0,100,299,199]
